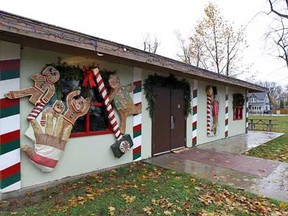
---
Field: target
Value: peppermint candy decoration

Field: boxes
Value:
[119,140,130,153]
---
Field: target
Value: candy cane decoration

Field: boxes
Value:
[225,86,229,138]
[93,68,122,141]
[192,79,198,146]
[27,98,46,122]
[207,93,212,136]
[132,68,142,161]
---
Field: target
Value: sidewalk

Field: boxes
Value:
[145,131,288,202]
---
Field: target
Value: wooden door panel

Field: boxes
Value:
[170,89,186,150]
[152,87,170,155]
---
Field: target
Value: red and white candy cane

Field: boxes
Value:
[92,68,123,141]
[27,98,46,122]
[207,94,212,136]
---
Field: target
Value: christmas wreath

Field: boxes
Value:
[233,93,245,109]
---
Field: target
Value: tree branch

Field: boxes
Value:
[268,0,288,19]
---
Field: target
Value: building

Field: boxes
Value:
[248,92,271,114]
[0,10,267,198]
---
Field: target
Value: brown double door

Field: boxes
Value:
[152,87,186,156]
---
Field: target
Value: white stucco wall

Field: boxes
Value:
[186,79,247,146]
[0,41,20,61]
[8,44,249,190]
[19,47,151,188]
[227,86,247,137]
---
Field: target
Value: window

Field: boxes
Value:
[55,65,113,137]
[233,94,244,120]
[71,88,113,137]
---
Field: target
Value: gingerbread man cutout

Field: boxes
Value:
[108,72,141,134]
[22,91,90,172]
[5,65,60,105]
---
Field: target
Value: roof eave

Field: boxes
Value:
[0,10,267,92]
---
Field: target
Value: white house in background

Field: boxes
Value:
[248,92,271,113]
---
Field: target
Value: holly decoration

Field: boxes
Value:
[143,74,191,118]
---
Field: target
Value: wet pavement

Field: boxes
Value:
[145,131,288,202]
[196,131,283,154]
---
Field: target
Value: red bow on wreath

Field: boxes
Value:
[82,67,96,88]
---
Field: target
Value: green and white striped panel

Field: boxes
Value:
[133,68,142,161]
[0,52,21,192]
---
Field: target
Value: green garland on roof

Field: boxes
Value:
[143,74,191,118]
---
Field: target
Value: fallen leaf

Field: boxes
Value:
[190,178,196,183]
[279,202,288,209]
[164,210,172,215]
[143,206,153,215]
[108,206,116,215]
[121,194,136,203]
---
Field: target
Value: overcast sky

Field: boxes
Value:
[1,0,287,86]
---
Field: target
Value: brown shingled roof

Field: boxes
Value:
[0,10,267,92]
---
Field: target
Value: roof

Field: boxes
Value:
[249,102,270,106]
[0,10,267,92]
[249,92,267,100]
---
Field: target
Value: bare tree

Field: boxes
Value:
[143,34,160,54]
[268,0,288,19]
[175,31,192,64]
[177,2,247,77]
[267,0,288,67]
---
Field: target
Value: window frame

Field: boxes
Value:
[70,101,113,138]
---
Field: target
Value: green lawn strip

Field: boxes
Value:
[1,163,287,215]
[245,133,288,163]
[249,115,288,133]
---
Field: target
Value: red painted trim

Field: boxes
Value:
[192,137,197,143]
[91,102,104,106]
[0,98,19,109]
[70,101,113,138]
[0,130,20,145]
[134,102,142,107]
[133,145,141,154]
[70,129,113,138]
[0,59,20,70]
[0,163,20,180]
[133,124,141,133]
[85,108,90,132]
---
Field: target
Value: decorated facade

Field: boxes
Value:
[0,11,267,198]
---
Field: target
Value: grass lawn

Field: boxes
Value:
[1,163,287,215]
[246,115,288,163]
[1,115,288,215]
[245,133,288,163]
[248,115,288,133]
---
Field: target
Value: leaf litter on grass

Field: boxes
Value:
[0,162,287,215]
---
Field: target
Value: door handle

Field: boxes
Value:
[171,116,175,129]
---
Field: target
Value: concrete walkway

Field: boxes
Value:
[145,131,288,202]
